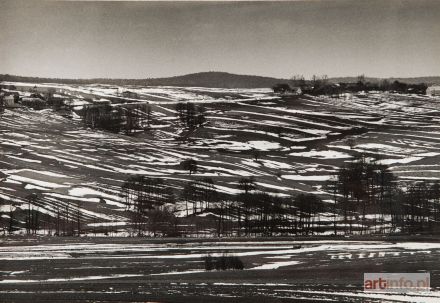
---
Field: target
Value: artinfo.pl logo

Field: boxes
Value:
[364,273,430,293]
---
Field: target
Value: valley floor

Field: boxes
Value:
[0,236,439,302]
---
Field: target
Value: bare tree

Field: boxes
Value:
[180,158,198,175]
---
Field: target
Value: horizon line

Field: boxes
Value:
[1,71,440,82]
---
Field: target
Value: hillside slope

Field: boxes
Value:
[1,85,440,235]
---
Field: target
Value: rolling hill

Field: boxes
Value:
[0,72,290,88]
[1,81,440,236]
[1,72,439,88]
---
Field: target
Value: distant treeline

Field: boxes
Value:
[327,76,440,86]
[0,72,290,88]
[305,79,429,95]
[1,72,439,89]
[275,74,432,95]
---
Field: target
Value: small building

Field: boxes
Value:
[64,98,90,109]
[48,94,68,108]
[3,95,16,107]
[121,91,139,99]
[20,97,47,110]
[427,85,440,96]
[30,93,45,99]
[0,84,17,90]
[1,93,20,108]
[272,83,302,95]
[93,98,112,105]
[290,87,302,95]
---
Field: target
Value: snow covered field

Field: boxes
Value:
[0,237,439,302]
[1,84,440,233]
[1,84,440,301]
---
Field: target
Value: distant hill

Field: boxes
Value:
[0,72,290,89]
[1,72,439,88]
[144,72,291,88]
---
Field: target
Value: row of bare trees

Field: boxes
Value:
[0,192,84,236]
[82,103,152,134]
[121,176,175,236]
[175,102,206,129]
[119,174,331,237]
[2,156,439,237]
[118,155,440,237]
[81,101,206,135]
[399,182,440,233]
[327,154,440,234]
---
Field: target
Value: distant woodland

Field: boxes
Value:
[1,72,439,88]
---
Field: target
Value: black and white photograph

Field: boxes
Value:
[0,0,439,302]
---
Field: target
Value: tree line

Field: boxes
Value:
[2,155,439,237]
[82,103,152,135]
[0,193,83,237]
[273,74,429,96]
[81,101,206,135]
[115,155,440,237]
[175,102,206,129]
[327,154,440,235]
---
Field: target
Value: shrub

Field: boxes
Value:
[204,254,214,271]
[203,253,244,271]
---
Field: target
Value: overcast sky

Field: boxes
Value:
[0,0,439,79]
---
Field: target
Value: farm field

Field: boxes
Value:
[1,85,440,301]
[2,1,440,302]
[1,83,440,233]
[0,237,439,302]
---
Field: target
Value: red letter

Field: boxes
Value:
[365,280,373,289]
[379,278,387,289]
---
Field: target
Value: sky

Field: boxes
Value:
[0,0,439,79]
